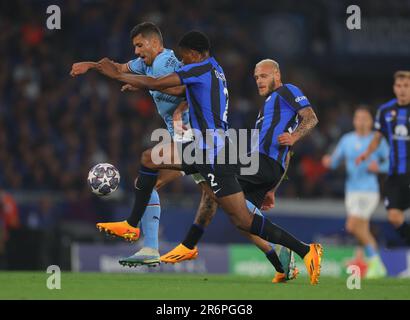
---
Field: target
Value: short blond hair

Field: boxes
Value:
[394,70,410,80]
[256,59,280,72]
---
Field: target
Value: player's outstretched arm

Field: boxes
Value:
[117,72,181,91]
[121,83,185,97]
[278,107,318,146]
[71,60,128,77]
[117,72,182,91]
[96,58,181,90]
[356,131,383,165]
[70,61,97,76]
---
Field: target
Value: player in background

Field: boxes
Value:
[71,23,294,277]
[322,107,389,278]
[357,71,410,247]
[96,31,323,285]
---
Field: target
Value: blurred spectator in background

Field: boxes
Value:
[299,150,328,197]
[0,190,20,240]
[0,190,20,269]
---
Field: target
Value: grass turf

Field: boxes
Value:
[0,272,409,300]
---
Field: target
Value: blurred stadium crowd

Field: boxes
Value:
[1,0,409,268]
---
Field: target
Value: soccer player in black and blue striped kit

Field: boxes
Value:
[96,31,323,284]
[163,58,321,282]
[357,71,410,245]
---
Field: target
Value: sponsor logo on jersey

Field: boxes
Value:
[393,124,410,140]
[214,69,226,82]
[295,96,307,103]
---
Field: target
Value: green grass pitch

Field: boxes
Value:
[1,272,409,300]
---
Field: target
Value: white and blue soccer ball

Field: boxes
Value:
[87,163,120,196]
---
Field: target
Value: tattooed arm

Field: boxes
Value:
[277,107,318,146]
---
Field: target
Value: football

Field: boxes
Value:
[87,163,120,196]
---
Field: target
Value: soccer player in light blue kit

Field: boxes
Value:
[322,106,389,278]
[71,22,203,266]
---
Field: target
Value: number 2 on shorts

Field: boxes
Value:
[208,173,218,187]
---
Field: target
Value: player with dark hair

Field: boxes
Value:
[357,71,410,246]
[129,22,164,44]
[71,22,203,266]
[95,30,323,285]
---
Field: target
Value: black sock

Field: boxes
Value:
[127,166,158,227]
[266,249,284,273]
[251,214,310,258]
[396,221,410,245]
[182,224,204,249]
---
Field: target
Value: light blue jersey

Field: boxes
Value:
[330,131,389,192]
[127,48,189,137]
[127,49,189,253]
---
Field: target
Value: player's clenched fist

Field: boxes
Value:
[121,84,139,92]
[278,132,296,146]
[70,62,95,77]
[96,58,120,79]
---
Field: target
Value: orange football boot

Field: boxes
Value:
[272,267,299,284]
[160,244,198,264]
[96,220,140,242]
[303,243,323,285]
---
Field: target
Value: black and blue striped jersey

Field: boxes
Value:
[176,57,229,135]
[253,84,311,169]
[375,98,410,175]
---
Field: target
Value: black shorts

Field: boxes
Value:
[238,153,284,208]
[179,140,241,198]
[384,174,410,210]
